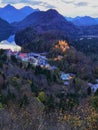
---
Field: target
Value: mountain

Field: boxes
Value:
[14,9,79,52]
[13,9,78,35]
[65,17,73,21]
[95,18,98,23]
[0,4,39,23]
[66,16,98,26]
[0,18,13,41]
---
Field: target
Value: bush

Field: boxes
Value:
[31,81,39,96]
[12,77,18,86]
[0,60,3,68]
[0,94,7,106]
[45,95,55,110]
[19,95,29,107]
[11,55,17,63]
[59,93,79,111]
[0,49,5,55]
[94,89,98,96]
[90,96,98,110]
[38,91,47,103]
[0,102,4,110]
[87,87,91,95]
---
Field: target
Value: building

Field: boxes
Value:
[60,72,73,81]
[91,84,98,92]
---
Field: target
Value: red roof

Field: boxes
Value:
[19,53,27,58]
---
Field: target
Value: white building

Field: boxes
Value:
[60,72,72,81]
[91,84,98,92]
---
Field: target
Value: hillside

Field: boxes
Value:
[81,25,98,35]
[0,41,98,129]
[15,28,69,52]
[0,18,13,41]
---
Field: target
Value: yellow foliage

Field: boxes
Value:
[63,103,98,130]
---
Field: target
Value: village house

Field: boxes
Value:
[60,72,73,81]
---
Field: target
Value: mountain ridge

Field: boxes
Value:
[0,4,39,23]
[65,16,98,26]
[13,9,78,36]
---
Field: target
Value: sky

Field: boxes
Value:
[0,0,98,17]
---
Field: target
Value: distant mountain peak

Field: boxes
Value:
[75,16,93,19]
[20,6,39,12]
[66,15,98,26]
[46,9,59,15]
[20,6,33,10]
[4,4,16,9]
[47,9,58,13]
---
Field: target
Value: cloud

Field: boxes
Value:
[0,0,74,5]
[1,0,20,4]
[61,0,74,4]
[0,0,40,5]
[1,0,56,9]
[74,2,88,7]
[43,4,55,9]
[91,5,98,8]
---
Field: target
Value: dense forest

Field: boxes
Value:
[72,38,98,61]
[0,39,98,129]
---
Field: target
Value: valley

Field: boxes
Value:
[0,4,98,130]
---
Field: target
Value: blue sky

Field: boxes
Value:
[0,0,98,17]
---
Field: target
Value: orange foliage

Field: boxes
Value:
[54,40,70,53]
